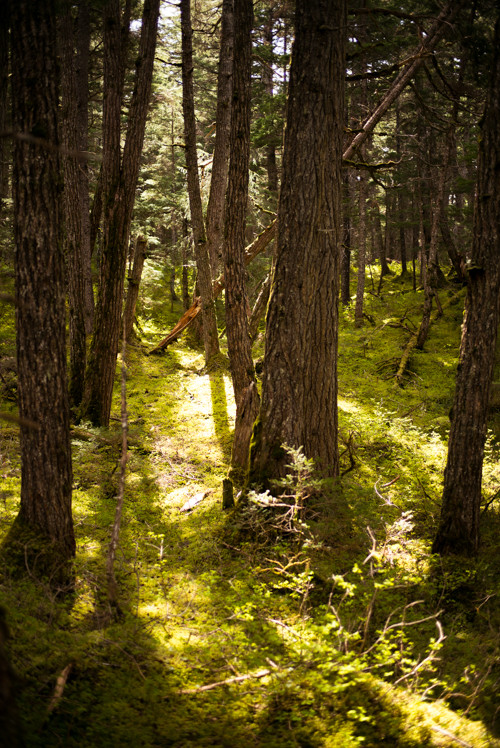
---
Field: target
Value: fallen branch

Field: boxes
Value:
[179,668,271,694]
[150,221,276,353]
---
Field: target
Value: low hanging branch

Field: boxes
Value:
[149,221,276,353]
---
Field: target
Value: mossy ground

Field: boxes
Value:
[1,260,499,746]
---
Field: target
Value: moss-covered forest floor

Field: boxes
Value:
[1,262,500,747]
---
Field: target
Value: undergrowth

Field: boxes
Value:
[0,260,499,746]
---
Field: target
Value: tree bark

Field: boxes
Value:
[83,0,160,426]
[205,0,233,277]
[123,236,148,341]
[433,17,500,556]
[180,0,220,363]
[0,2,9,212]
[340,172,351,306]
[354,168,367,327]
[224,0,260,475]
[249,0,346,484]
[9,0,75,560]
[60,0,93,411]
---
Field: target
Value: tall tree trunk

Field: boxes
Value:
[354,169,367,327]
[9,0,75,561]
[76,0,94,333]
[60,0,93,411]
[262,5,279,197]
[205,0,233,277]
[83,0,160,426]
[340,172,351,306]
[381,187,392,276]
[182,217,190,311]
[433,17,500,556]
[249,0,346,484]
[180,0,220,363]
[224,0,259,475]
[123,236,147,341]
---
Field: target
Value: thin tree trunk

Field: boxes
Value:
[182,217,190,311]
[205,0,233,277]
[249,272,272,341]
[354,169,367,327]
[224,0,260,475]
[123,236,147,341]
[83,0,160,426]
[340,172,351,306]
[433,17,500,556]
[60,1,92,411]
[180,0,220,362]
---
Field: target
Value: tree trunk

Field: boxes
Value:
[249,0,346,484]
[123,236,147,341]
[205,0,233,277]
[9,0,75,561]
[224,0,260,475]
[433,17,500,556]
[182,217,191,311]
[340,172,351,306]
[249,272,272,341]
[60,0,93,411]
[180,0,220,363]
[0,2,9,212]
[83,0,160,426]
[354,169,367,327]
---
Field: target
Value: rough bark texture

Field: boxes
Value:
[224,0,259,474]
[83,0,159,426]
[224,0,255,407]
[0,2,9,211]
[123,236,148,340]
[205,0,233,277]
[249,0,346,484]
[180,0,220,363]
[10,0,75,559]
[60,0,93,410]
[432,18,500,556]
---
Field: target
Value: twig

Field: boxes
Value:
[429,723,473,748]
[374,476,400,506]
[393,619,445,686]
[178,668,271,694]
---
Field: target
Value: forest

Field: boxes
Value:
[0,0,500,745]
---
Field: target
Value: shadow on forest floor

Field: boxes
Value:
[1,274,499,746]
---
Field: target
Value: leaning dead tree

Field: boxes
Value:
[149,221,276,353]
